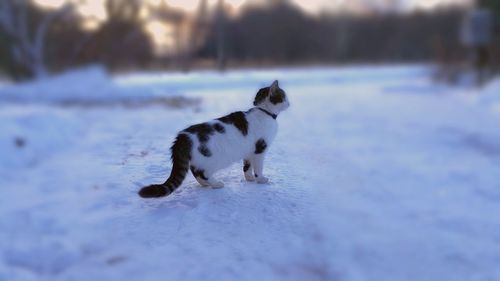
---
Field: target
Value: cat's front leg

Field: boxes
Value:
[243,159,255,181]
[252,154,269,184]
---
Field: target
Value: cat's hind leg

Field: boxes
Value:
[207,178,224,188]
[194,177,210,187]
[205,172,224,189]
[191,165,223,188]
[243,159,255,181]
[190,166,210,187]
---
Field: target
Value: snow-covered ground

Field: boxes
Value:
[1,65,500,281]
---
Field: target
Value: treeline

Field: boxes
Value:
[200,2,466,66]
[0,0,153,80]
[1,0,499,81]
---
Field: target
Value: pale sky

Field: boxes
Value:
[35,0,475,18]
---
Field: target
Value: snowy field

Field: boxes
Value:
[1,65,500,281]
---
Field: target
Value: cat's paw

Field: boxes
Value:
[245,174,256,182]
[256,176,269,184]
[210,181,225,189]
[195,178,210,187]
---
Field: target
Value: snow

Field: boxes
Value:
[479,78,500,113]
[1,65,500,281]
[0,66,186,105]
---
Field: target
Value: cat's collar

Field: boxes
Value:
[257,107,277,120]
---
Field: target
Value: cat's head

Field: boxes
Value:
[253,80,290,113]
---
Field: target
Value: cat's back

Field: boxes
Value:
[182,111,250,170]
[183,109,276,172]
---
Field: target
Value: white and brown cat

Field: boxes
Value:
[139,80,290,198]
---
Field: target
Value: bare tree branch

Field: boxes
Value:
[0,0,76,78]
[33,3,75,76]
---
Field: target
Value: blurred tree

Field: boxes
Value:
[214,0,228,70]
[478,0,500,23]
[45,12,91,72]
[0,0,73,80]
[151,1,186,67]
[78,0,153,69]
[201,1,314,64]
[477,0,500,71]
[192,0,209,49]
[184,0,210,70]
[0,26,30,80]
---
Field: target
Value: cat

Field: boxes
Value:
[138,80,290,198]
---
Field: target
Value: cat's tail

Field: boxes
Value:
[138,133,192,198]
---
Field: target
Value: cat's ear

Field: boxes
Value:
[270,80,279,93]
[254,87,270,106]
